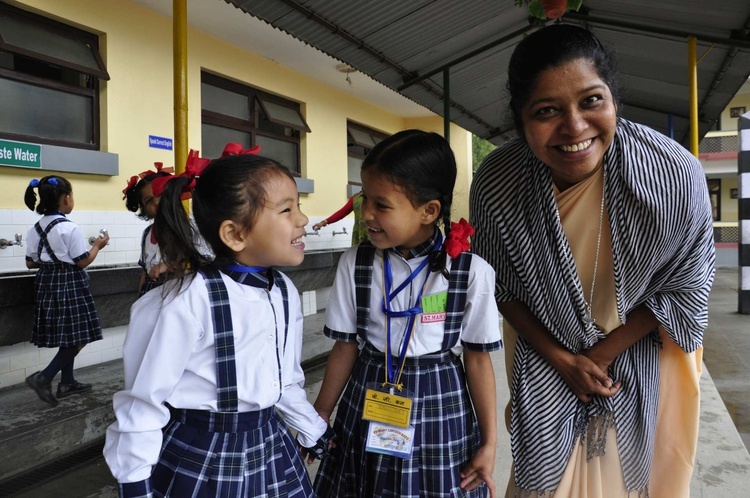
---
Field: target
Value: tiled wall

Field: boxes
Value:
[0,209,351,389]
[0,208,354,273]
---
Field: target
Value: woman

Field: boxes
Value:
[470,25,715,498]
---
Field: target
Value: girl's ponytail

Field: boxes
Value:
[24,179,39,212]
[154,175,208,280]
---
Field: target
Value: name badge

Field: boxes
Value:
[362,388,413,428]
[365,421,415,459]
[421,291,447,323]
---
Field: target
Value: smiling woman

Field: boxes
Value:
[470,24,715,498]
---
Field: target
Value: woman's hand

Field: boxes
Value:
[552,349,621,403]
[460,443,496,498]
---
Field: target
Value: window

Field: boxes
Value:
[346,121,388,186]
[201,72,309,175]
[707,178,721,221]
[0,2,108,150]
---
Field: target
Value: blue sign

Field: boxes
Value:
[148,135,173,150]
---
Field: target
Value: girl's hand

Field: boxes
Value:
[93,234,110,249]
[148,262,167,281]
[460,443,496,497]
[553,350,621,403]
[312,220,327,231]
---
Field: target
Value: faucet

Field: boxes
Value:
[0,233,23,249]
[304,230,320,236]
[88,228,109,245]
[332,227,348,236]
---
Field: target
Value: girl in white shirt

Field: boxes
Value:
[104,151,334,498]
[24,175,109,406]
[122,163,173,296]
[313,130,502,498]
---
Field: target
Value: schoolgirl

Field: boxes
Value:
[24,175,109,406]
[313,130,502,497]
[104,149,334,498]
[122,162,173,296]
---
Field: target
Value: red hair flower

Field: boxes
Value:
[122,175,139,199]
[221,142,261,157]
[444,218,475,258]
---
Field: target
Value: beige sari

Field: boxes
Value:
[504,167,701,498]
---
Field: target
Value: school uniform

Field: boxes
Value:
[104,267,328,498]
[314,230,502,498]
[25,213,102,348]
[137,225,163,296]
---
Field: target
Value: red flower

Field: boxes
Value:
[444,218,475,258]
[541,0,567,19]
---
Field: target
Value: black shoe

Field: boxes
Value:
[56,381,93,398]
[26,372,58,406]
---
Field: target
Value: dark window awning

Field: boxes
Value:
[0,4,109,80]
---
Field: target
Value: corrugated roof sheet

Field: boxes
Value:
[226,0,750,146]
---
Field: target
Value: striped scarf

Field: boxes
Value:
[470,118,715,494]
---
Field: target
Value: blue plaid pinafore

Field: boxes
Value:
[121,268,314,498]
[314,242,487,498]
[30,217,102,348]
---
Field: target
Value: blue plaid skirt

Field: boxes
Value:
[151,407,314,498]
[32,263,102,348]
[314,343,485,498]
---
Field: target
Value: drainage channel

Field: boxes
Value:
[0,440,106,497]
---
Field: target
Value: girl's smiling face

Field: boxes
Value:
[520,58,617,190]
[360,169,439,258]
[235,174,309,268]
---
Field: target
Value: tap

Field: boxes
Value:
[332,227,348,236]
[0,233,23,249]
[304,230,320,236]
[88,228,109,245]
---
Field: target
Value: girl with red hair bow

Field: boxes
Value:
[122,162,174,296]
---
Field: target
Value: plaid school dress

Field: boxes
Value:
[29,216,102,348]
[314,242,489,498]
[120,268,314,498]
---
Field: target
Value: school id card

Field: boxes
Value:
[365,421,415,459]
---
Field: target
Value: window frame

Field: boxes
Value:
[0,2,105,150]
[346,121,388,186]
[201,71,308,176]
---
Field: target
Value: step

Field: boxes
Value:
[0,311,332,483]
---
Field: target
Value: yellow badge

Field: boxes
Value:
[362,388,413,428]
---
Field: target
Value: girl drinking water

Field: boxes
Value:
[312,130,502,497]
[24,175,108,406]
[104,150,334,497]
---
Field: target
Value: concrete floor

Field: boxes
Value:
[3,267,750,497]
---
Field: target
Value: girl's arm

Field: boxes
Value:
[324,196,356,225]
[75,234,109,269]
[313,340,359,422]
[460,349,497,498]
[498,299,621,403]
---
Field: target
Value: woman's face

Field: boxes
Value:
[520,58,617,190]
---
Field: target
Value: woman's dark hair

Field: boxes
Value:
[507,24,621,130]
[24,175,73,215]
[125,171,172,220]
[361,129,457,276]
[154,153,295,279]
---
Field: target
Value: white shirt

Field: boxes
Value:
[25,214,88,264]
[325,247,501,356]
[104,271,327,483]
[138,225,161,273]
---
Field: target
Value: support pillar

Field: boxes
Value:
[739,112,750,314]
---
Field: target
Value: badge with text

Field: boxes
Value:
[365,421,415,459]
[421,291,447,323]
[362,386,413,428]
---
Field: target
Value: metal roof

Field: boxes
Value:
[223,0,750,147]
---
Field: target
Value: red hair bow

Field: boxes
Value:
[150,150,211,199]
[122,162,177,199]
[444,218,475,258]
[122,175,140,199]
[221,142,261,157]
